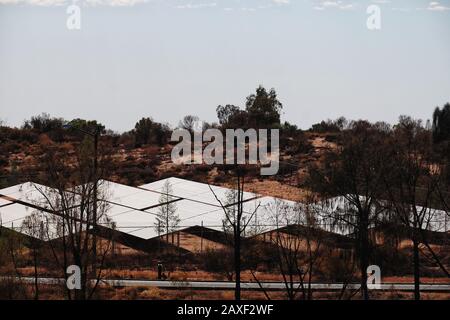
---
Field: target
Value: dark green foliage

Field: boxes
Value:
[216,86,283,129]
[245,86,283,128]
[22,113,65,141]
[66,118,106,136]
[310,117,347,133]
[432,103,450,143]
[133,117,170,147]
[22,112,64,133]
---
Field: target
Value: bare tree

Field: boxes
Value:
[382,116,448,299]
[32,138,115,300]
[307,121,390,300]
[265,197,325,300]
[179,115,200,135]
[20,212,48,300]
[0,221,29,299]
[209,167,258,300]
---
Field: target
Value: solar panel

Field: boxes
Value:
[136,184,300,237]
[99,180,178,210]
[148,199,225,231]
[102,203,158,239]
[408,206,449,232]
[313,196,450,234]
[426,208,449,232]
[0,203,62,241]
[241,196,298,234]
[139,177,258,207]
[0,203,33,225]
[0,197,12,207]
[103,200,224,239]
[0,182,58,209]
[107,198,234,239]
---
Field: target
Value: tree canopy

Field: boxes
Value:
[216,86,283,129]
[432,103,450,143]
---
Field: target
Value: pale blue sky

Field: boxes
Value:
[1,0,449,132]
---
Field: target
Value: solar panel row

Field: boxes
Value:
[1,178,448,242]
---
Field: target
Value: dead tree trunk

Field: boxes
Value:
[359,213,369,300]
[412,232,421,300]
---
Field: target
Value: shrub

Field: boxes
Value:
[199,248,234,280]
[310,117,347,133]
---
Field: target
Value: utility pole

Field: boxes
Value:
[200,220,204,253]
[92,127,99,276]
[234,168,243,301]
[158,220,161,254]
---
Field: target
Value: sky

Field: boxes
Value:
[0,0,449,132]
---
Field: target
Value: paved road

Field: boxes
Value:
[12,277,450,292]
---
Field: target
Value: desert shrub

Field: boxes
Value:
[192,164,210,173]
[0,140,21,153]
[0,157,8,167]
[324,133,340,143]
[118,132,136,150]
[241,241,278,271]
[310,117,347,133]
[371,245,410,276]
[140,288,165,299]
[321,253,357,283]
[132,117,171,147]
[0,127,38,144]
[199,248,234,280]
[0,277,28,299]
[283,136,313,156]
[22,113,65,142]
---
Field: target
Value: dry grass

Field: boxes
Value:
[238,179,308,202]
[174,232,226,253]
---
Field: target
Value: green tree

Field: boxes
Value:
[432,103,450,143]
[23,113,64,132]
[245,86,283,128]
[216,105,243,127]
[22,113,65,141]
[133,117,170,146]
[383,116,449,299]
[67,118,106,137]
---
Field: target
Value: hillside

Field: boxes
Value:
[0,126,339,202]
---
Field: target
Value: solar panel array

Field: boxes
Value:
[0,182,58,209]
[0,202,62,241]
[312,195,450,234]
[0,182,91,241]
[1,178,448,242]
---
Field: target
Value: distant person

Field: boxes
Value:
[157,262,163,280]
[157,262,167,280]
